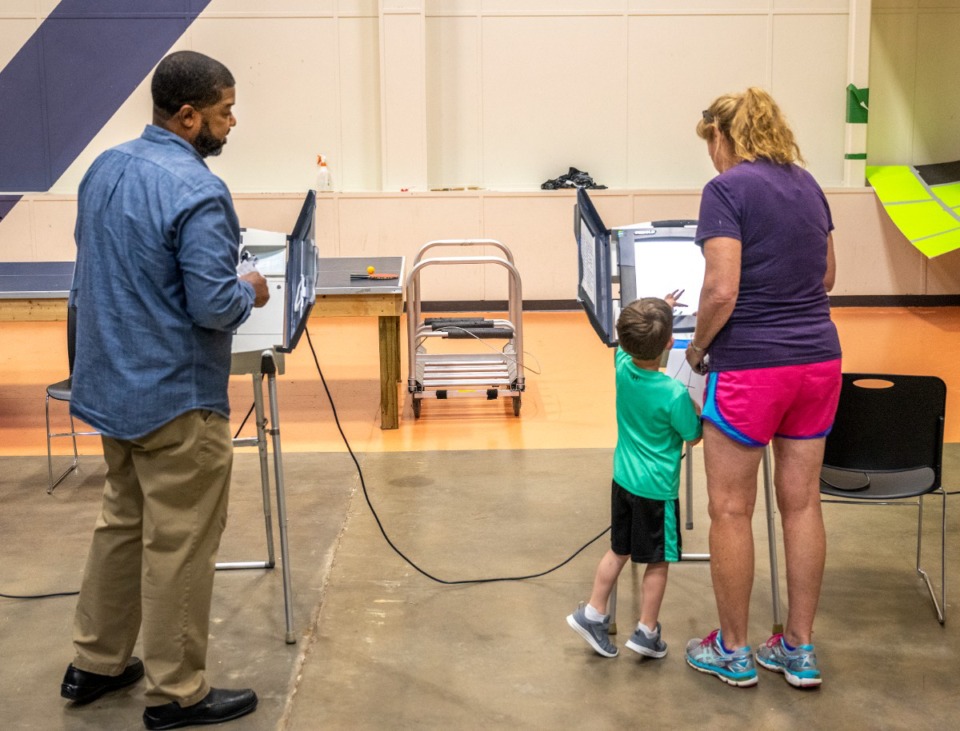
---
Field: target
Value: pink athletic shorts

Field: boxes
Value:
[701,359,842,447]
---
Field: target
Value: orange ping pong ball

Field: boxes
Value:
[366,265,376,275]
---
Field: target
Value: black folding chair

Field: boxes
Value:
[45,306,99,493]
[820,373,948,624]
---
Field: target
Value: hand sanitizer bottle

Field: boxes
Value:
[316,154,332,192]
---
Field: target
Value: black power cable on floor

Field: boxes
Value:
[0,589,79,600]
[2,329,610,602]
[303,327,611,585]
[6,329,957,599]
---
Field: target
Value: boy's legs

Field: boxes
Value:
[566,481,634,657]
[638,562,668,630]
[624,495,678,659]
[616,493,677,659]
[566,551,628,657]
[624,561,670,658]
[588,550,630,615]
[588,479,636,614]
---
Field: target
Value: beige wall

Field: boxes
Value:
[424,0,854,190]
[2,0,960,295]
[869,0,960,166]
[0,0,864,195]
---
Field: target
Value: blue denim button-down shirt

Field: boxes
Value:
[70,125,254,439]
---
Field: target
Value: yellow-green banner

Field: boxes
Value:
[866,161,960,258]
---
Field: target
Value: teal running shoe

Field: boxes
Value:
[756,633,822,688]
[685,629,758,687]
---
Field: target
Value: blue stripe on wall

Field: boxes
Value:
[0,0,212,197]
[0,195,21,222]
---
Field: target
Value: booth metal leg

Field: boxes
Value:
[218,373,276,570]
[683,443,709,561]
[253,371,278,568]
[609,583,618,635]
[762,446,784,634]
[217,351,296,643]
[265,367,296,644]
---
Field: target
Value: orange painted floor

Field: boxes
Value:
[2,307,959,457]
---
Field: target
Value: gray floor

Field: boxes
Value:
[1,447,959,730]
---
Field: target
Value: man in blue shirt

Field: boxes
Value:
[61,51,268,730]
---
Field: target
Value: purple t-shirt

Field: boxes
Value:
[695,159,841,371]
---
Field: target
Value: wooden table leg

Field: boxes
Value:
[378,315,400,429]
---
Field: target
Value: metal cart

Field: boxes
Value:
[405,239,525,418]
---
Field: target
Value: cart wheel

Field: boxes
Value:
[513,395,521,417]
[412,398,422,419]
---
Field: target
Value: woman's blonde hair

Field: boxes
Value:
[696,87,804,166]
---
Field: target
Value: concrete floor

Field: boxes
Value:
[1,447,959,730]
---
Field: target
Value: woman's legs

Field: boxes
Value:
[772,436,827,647]
[702,423,764,649]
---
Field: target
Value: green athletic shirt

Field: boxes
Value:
[613,348,702,500]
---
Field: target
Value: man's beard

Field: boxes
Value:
[194,120,226,158]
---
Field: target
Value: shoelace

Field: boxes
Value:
[765,632,785,649]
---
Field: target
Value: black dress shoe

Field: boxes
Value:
[143,687,258,730]
[61,657,145,704]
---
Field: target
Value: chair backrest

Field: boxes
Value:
[67,305,77,374]
[823,373,945,488]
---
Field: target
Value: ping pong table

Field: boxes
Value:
[313,256,405,429]
[0,255,406,429]
[0,261,74,320]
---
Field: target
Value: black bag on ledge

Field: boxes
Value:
[541,167,607,190]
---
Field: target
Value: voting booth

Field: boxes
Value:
[574,187,705,404]
[234,190,318,356]
[224,191,318,644]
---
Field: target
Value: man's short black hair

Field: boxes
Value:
[151,51,235,118]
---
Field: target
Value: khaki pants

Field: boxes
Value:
[72,409,233,707]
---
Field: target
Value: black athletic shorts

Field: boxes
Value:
[610,479,682,563]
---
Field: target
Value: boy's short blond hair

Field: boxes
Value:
[616,297,673,360]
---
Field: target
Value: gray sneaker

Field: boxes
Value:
[625,622,667,658]
[566,603,618,657]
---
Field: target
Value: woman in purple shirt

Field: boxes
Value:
[683,88,841,690]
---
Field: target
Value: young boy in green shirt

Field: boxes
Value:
[567,295,702,658]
